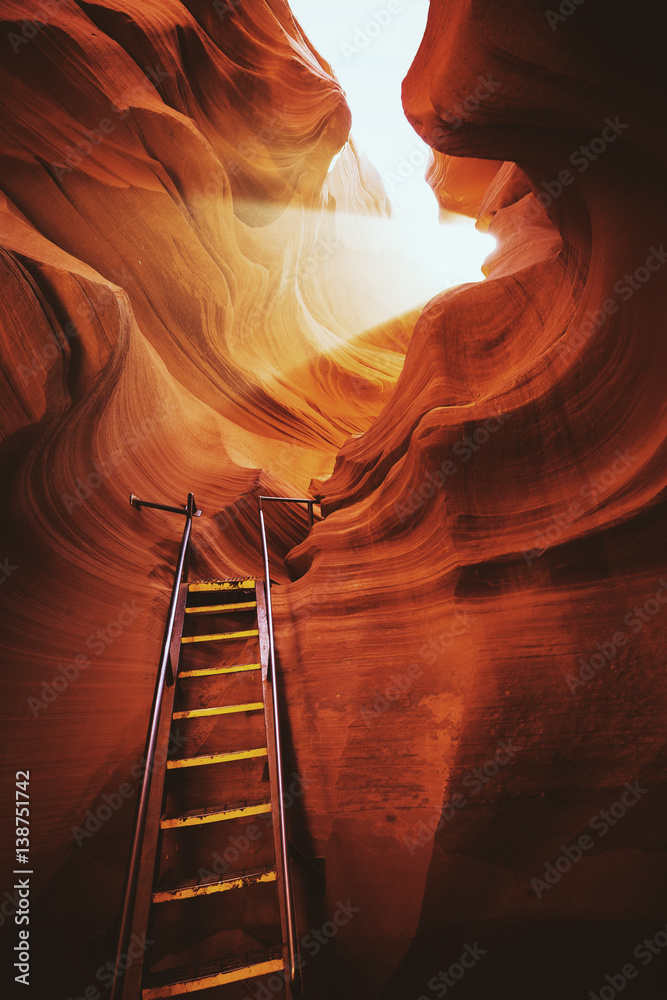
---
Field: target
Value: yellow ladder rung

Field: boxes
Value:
[188,580,255,593]
[167,748,268,769]
[172,702,263,720]
[160,801,272,829]
[152,869,276,902]
[142,958,284,998]
[185,601,257,615]
[178,663,261,678]
[181,629,258,644]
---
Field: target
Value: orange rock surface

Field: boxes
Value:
[279,2,667,997]
[0,1,666,998]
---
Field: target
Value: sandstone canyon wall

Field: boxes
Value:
[0,0,426,993]
[0,1,666,999]
[277,1,667,998]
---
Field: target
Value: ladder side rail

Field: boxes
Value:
[256,580,295,999]
[258,503,299,988]
[257,495,315,992]
[111,492,199,1000]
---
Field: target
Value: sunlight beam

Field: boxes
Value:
[289,0,495,287]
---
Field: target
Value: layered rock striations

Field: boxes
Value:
[1,0,666,998]
[275,1,667,997]
[0,1,431,992]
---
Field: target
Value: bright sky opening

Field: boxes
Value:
[288,0,495,289]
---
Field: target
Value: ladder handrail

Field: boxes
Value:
[257,495,316,988]
[110,492,200,1000]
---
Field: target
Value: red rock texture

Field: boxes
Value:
[276,2,667,998]
[0,1,430,993]
[1,1,666,998]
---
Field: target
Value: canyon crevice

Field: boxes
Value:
[1,1,666,998]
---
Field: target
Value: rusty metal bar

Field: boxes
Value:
[257,495,315,990]
[258,496,317,504]
[110,492,200,1000]
[130,493,202,517]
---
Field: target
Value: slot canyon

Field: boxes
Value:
[1,1,666,998]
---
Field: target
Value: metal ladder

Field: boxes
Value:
[126,577,293,998]
[111,494,315,1000]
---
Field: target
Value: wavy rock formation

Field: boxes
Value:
[275,2,667,998]
[1,0,666,998]
[0,1,434,993]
